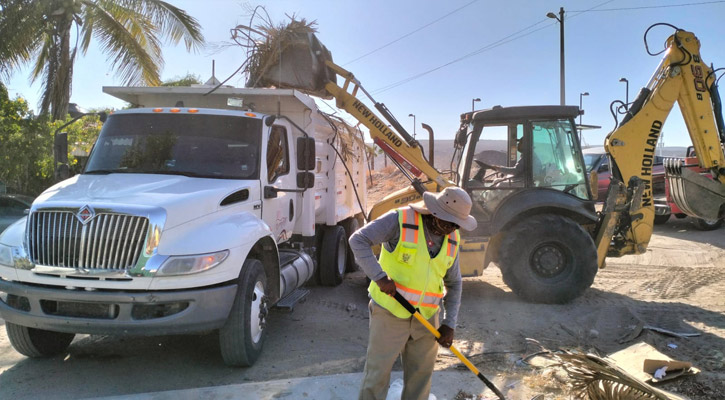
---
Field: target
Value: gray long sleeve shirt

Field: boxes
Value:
[348,209,462,328]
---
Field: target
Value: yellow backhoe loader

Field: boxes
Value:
[264,25,724,304]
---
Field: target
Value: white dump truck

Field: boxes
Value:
[0,86,367,366]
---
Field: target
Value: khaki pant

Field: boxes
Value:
[359,301,439,400]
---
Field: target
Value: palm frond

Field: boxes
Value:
[0,0,47,80]
[84,1,160,85]
[132,0,204,51]
[240,16,318,88]
[548,350,685,400]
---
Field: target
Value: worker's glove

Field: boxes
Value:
[375,276,397,296]
[437,324,455,348]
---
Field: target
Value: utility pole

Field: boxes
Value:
[547,7,565,105]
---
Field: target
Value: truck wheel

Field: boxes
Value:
[499,215,597,304]
[219,258,268,367]
[693,218,723,231]
[653,213,670,225]
[319,225,347,286]
[342,217,361,272]
[6,323,74,357]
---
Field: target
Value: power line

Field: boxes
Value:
[372,18,551,94]
[571,0,725,12]
[342,0,480,66]
[372,0,616,95]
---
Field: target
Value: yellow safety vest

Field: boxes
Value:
[369,207,459,320]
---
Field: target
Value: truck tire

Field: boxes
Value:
[342,217,361,272]
[219,258,268,367]
[653,213,670,225]
[693,218,723,231]
[319,225,347,286]
[6,323,74,357]
[499,215,597,304]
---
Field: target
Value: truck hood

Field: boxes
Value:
[36,174,259,229]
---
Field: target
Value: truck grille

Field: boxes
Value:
[28,211,149,270]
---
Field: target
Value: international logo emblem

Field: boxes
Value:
[77,205,95,224]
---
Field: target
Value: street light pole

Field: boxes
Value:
[472,97,481,112]
[619,77,629,110]
[547,7,565,105]
[408,113,416,139]
[579,92,589,141]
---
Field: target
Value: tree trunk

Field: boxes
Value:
[41,16,74,121]
[51,19,74,121]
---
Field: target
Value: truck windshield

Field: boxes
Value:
[85,113,261,179]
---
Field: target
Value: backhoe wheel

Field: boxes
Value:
[219,258,268,367]
[342,217,361,272]
[653,213,671,225]
[693,218,723,231]
[499,215,597,304]
[6,323,75,357]
[319,225,347,286]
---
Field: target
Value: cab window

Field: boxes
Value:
[531,119,588,199]
[267,126,290,182]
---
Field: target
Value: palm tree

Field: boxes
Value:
[0,0,204,120]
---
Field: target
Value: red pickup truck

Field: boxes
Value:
[583,147,665,203]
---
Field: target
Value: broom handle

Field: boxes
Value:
[393,292,506,400]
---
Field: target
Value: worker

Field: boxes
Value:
[475,137,541,183]
[349,186,477,400]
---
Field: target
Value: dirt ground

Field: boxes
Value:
[0,171,723,399]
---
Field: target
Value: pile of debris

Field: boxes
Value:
[232,16,334,98]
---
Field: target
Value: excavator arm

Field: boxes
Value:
[598,28,725,262]
[322,60,453,192]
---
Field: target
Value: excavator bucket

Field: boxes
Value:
[247,32,336,99]
[664,158,725,220]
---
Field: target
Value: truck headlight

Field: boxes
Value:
[156,250,229,276]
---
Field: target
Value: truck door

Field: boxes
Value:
[262,124,297,243]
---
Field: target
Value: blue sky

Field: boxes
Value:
[6,0,725,148]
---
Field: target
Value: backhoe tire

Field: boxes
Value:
[319,225,347,286]
[6,323,74,358]
[219,258,268,367]
[653,213,670,225]
[342,217,361,272]
[499,215,597,304]
[693,218,723,231]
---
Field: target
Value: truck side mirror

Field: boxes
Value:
[98,112,108,123]
[297,172,315,189]
[297,137,316,171]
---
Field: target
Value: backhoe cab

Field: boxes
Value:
[453,106,599,303]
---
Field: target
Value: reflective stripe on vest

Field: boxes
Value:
[395,282,444,308]
[446,231,458,257]
[401,208,419,244]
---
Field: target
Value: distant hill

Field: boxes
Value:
[371,139,507,171]
[369,140,688,171]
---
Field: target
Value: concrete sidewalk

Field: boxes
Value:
[93,370,511,400]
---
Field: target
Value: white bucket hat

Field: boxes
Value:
[410,187,477,231]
